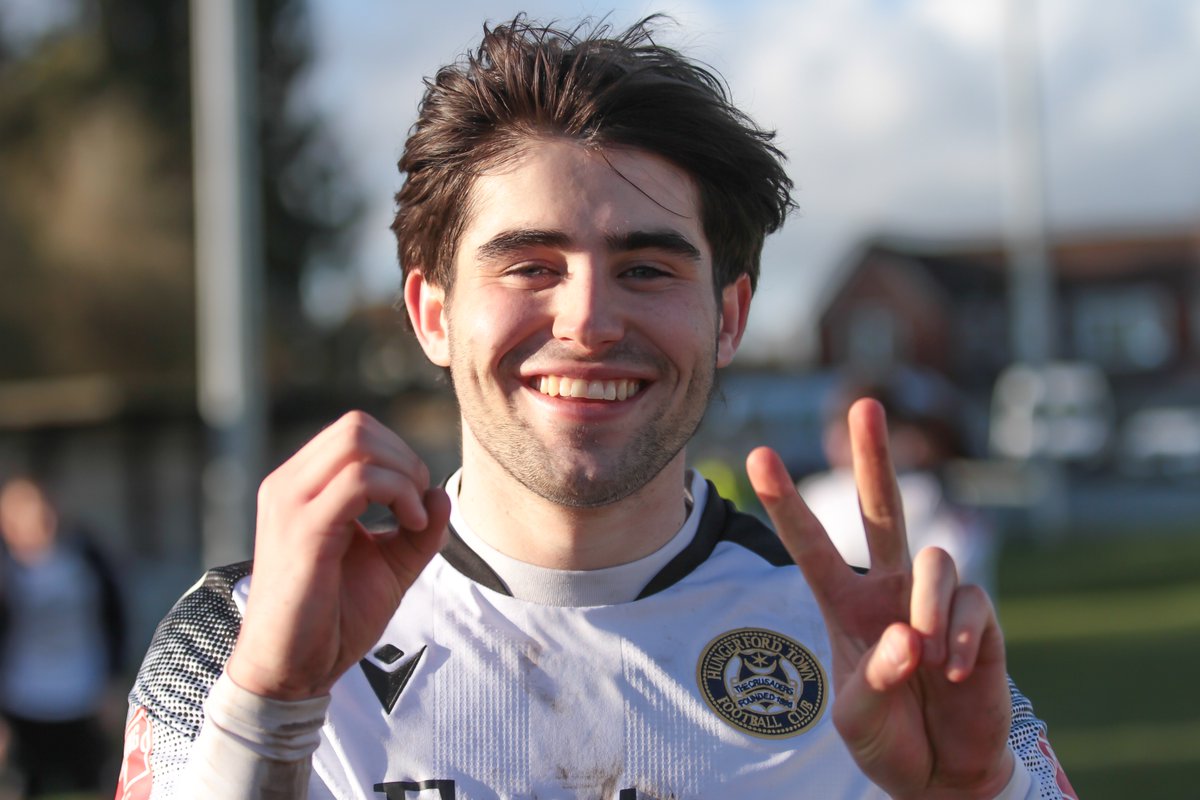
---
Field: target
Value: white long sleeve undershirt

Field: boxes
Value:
[186,671,327,799]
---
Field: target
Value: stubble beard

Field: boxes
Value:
[449,340,719,509]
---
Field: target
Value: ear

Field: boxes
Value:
[404,269,451,367]
[716,273,752,367]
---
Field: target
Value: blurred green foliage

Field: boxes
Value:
[0,0,360,384]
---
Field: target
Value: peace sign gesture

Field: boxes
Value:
[747,398,1015,799]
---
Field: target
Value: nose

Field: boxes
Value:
[551,265,623,350]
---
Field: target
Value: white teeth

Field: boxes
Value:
[535,376,641,401]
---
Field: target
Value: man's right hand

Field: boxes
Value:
[226,411,451,701]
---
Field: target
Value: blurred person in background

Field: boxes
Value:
[800,369,997,594]
[0,476,126,797]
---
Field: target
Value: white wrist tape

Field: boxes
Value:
[185,671,330,799]
[990,747,1036,800]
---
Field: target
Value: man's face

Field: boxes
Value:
[412,139,748,507]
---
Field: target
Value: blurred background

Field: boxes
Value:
[0,0,1197,796]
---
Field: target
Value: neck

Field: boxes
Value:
[455,434,690,571]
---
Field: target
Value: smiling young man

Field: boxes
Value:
[413,140,743,570]
[118,16,1075,800]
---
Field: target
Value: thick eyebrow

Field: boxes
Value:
[608,230,703,262]
[475,229,571,263]
[474,228,702,264]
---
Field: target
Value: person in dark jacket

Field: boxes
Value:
[0,475,126,796]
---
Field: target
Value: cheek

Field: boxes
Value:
[450,290,546,365]
[653,298,721,360]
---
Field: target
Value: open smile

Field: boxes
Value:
[534,375,643,401]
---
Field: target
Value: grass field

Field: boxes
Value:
[998,528,1200,798]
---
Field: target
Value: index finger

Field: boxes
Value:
[746,446,852,594]
[848,398,910,571]
[290,411,431,499]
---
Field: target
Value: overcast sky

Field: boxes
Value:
[303,0,1199,361]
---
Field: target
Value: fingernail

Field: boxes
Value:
[884,636,911,671]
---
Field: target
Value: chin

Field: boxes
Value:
[524,456,673,509]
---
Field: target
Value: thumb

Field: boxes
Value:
[378,487,451,587]
[419,486,452,553]
[833,622,921,747]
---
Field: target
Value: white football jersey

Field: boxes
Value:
[121,479,1070,799]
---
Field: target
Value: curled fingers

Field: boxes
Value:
[944,583,998,683]
[909,548,999,681]
[277,411,431,502]
[309,460,433,544]
[910,546,959,667]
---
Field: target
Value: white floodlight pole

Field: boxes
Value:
[1004,0,1067,536]
[1004,0,1056,365]
[192,0,266,567]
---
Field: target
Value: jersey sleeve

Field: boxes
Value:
[115,562,251,799]
[1007,676,1079,799]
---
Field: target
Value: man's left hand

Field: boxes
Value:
[746,398,1013,799]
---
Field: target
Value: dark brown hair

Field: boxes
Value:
[391,15,794,293]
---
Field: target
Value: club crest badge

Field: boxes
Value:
[697,627,827,738]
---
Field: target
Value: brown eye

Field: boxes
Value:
[623,264,669,279]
